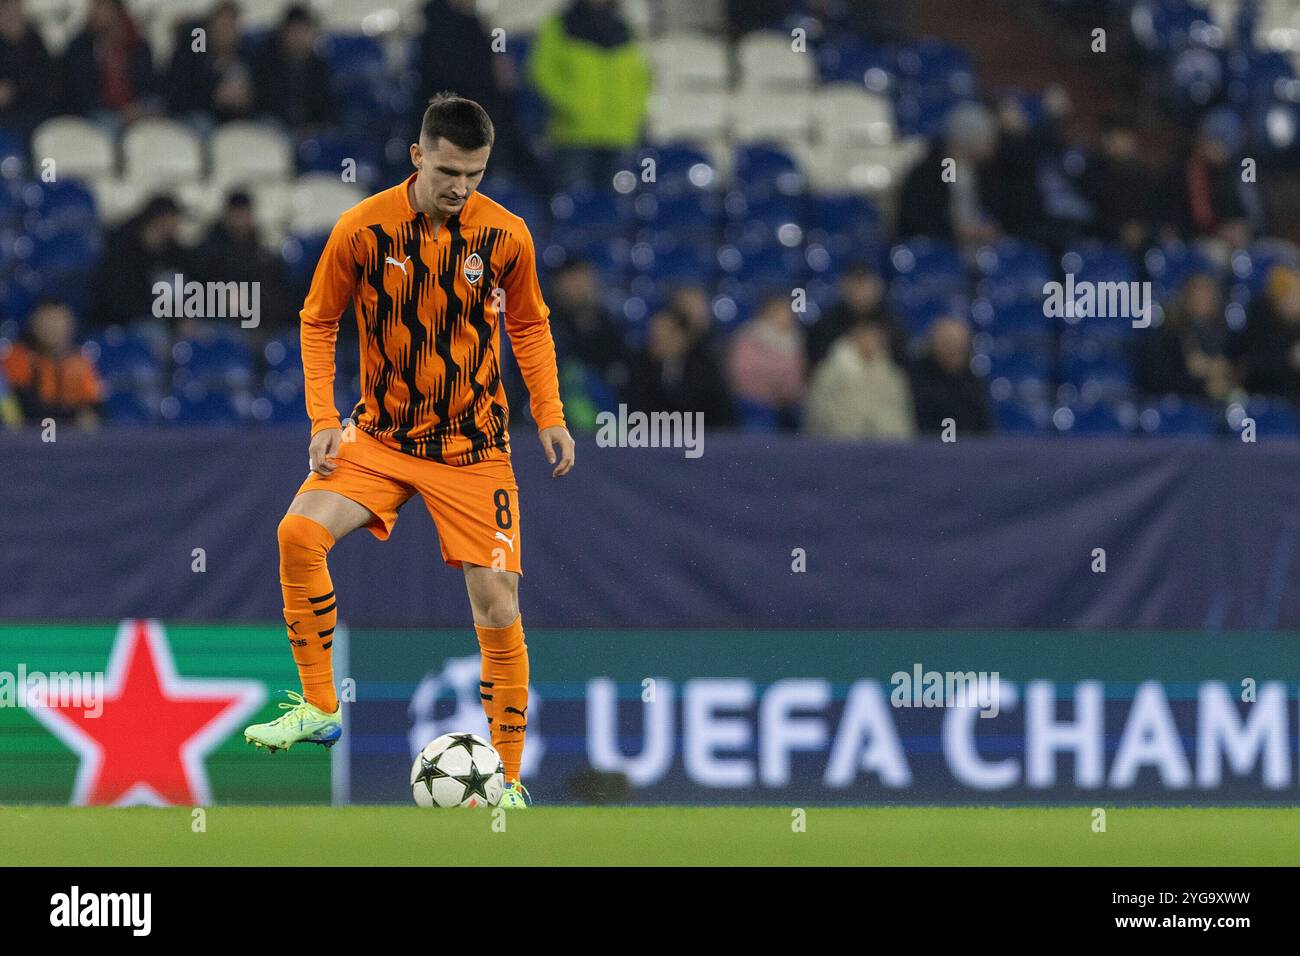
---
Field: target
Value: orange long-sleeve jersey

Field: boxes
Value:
[300,174,565,465]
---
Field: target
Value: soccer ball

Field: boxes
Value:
[410,732,504,808]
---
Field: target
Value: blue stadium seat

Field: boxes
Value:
[993,397,1050,433]
[807,194,879,247]
[0,128,25,178]
[21,178,97,235]
[897,297,962,338]
[322,34,389,121]
[550,188,628,239]
[1053,401,1133,436]
[635,143,719,193]
[1239,397,1300,438]
[635,188,722,232]
[101,388,157,425]
[975,300,1054,340]
[1061,241,1138,285]
[262,334,302,375]
[893,87,968,139]
[628,238,714,286]
[894,38,975,96]
[734,397,780,432]
[889,238,966,312]
[1059,338,1136,402]
[297,132,382,186]
[723,192,804,247]
[974,239,1053,304]
[716,240,805,288]
[1229,240,1299,298]
[1144,242,1218,300]
[1129,0,1211,59]
[30,230,100,274]
[732,144,805,199]
[816,38,895,91]
[984,348,1053,403]
[1169,46,1224,111]
[1137,396,1217,436]
[160,385,246,425]
[172,337,254,391]
[282,232,331,286]
[1225,49,1295,109]
[84,330,162,391]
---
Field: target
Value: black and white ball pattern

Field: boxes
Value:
[410,732,505,808]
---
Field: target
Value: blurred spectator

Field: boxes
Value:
[1082,114,1159,253]
[417,0,545,193]
[548,258,629,428]
[1231,265,1300,401]
[0,0,58,133]
[987,86,1090,253]
[898,102,1000,251]
[727,294,806,429]
[908,316,994,434]
[627,308,735,425]
[166,1,255,128]
[1135,273,1234,400]
[190,190,291,339]
[804,264,903,368]
[666,286,714,344]
[90,195,188,338]
[1165,107,1261,250]
[528,0,651,187]
[0,365,20,427]
[62,0,157,124]
[805,318,915,439]
[252,4,337,134]
[2,299,102,427]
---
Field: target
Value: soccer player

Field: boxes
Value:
[243,93,575,810]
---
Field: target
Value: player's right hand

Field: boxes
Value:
[309,427,344,475]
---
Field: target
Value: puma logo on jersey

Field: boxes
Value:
[504,706,527,717]
[493,531,514,551]
[385,255,411,275]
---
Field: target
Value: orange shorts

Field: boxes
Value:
[297,425,522,573]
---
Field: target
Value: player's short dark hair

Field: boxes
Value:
[420,92,494,151]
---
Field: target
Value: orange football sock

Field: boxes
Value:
[278,514,339,714]
[475,615,529,781]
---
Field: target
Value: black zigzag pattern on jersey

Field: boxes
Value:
[364,225,398,438]
[425,214,468,461]
[457,224,508,463]
[391,216,431,454]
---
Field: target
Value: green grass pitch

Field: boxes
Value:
[2,806,1298,866]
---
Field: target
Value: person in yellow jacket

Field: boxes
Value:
[528,0,651,187]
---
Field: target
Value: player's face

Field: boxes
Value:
[410,137,491,219]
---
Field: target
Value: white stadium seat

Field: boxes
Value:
[811,83,897,146]
[729,90,812,145]
[209,122,294,190]
[318,0,405,34]
[646,88,730,142]
[475,0,565,36]
[648,34,730,91]
[736,30,816,91]
[174,180,228,244]
[89,177,147,228]
[123,119,204,186]
[288,173,366,235]
[32,117,117,182]
[796,137,927,196]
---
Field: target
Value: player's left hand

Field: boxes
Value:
[538,426,575,477]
